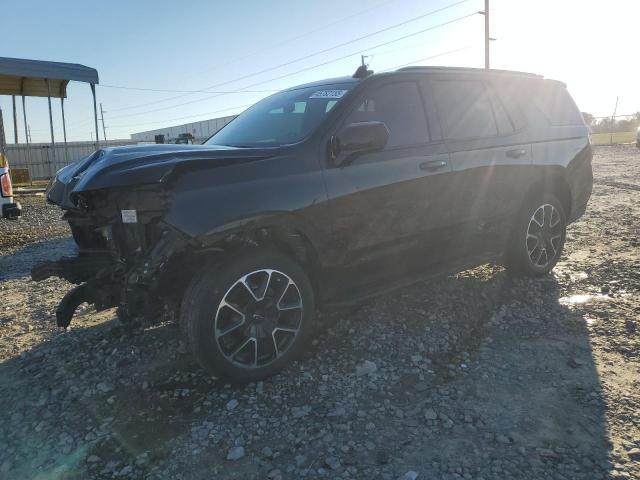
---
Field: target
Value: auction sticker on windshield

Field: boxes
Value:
[310,90,347,99]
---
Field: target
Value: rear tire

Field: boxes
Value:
[180,250,315,382]
[504,192,567,276]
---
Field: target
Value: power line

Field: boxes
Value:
[100,85,279,94]
[105,0,474,114]
[174,0,475,95]
[107,10,478,122]
[71,11,477,132]
[108,45,472,133]
[105,0,402,113]
[367,40,435,58]
[179,0,402,82]
[381,45,474,71]
[108,103,254,129]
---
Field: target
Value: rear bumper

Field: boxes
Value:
[568,199,588,224]
[567,143,593,224]
[2,201,21,219]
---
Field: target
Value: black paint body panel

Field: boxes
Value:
[45,69,593,306]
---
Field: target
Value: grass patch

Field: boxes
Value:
[591,131,636,145]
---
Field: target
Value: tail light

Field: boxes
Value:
[1,173,13,197]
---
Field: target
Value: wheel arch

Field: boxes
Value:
[176,213,324,299]
[523,171,572,218]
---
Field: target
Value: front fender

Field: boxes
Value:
[162,152,330,252]
[193,211,320,246]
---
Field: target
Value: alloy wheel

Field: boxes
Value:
[214,269,303,368]
[525,203,563,268]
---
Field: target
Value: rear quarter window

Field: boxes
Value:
[534,83,584,126]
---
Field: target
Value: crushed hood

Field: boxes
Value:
[46,144,280,209]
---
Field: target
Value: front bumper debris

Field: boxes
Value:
[31,253,114,283]
[31,225,189,329]
[56,284,94,328]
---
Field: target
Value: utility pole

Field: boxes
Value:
[610,96,619,146]
[100,103,107,141]
[484,0,490,69]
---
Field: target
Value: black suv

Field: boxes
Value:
[35,66,593,381]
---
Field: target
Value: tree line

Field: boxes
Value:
[581,112,640,133]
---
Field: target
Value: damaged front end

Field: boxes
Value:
[33,179,189,329]
[32,143,279,328]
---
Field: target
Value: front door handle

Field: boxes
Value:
[506,148,527,158]
[419,160,447,171]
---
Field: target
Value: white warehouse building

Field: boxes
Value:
[130,115,238,143]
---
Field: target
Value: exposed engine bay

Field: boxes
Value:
[32,185,191,327]
[29,143,273,328]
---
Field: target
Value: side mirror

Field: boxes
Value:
[331,121,389,166]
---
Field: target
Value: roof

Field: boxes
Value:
[395,66,543,78]
[0,57,99,98]
[283,68,544,94]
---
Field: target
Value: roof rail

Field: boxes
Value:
[395,66,542,78]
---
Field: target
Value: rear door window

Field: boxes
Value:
[433,80,498,140]
[344,81,429,147]
[507,102,527,131]
[492,79,527,131]
[489,93,514,135]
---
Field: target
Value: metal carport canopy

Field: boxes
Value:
[0,57,101,163]
[0,57,99,98]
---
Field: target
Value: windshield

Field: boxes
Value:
[205,83,354,147]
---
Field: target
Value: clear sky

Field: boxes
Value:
[1,0,638,143]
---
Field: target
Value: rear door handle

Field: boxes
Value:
[419,160,447,171]
[506,148,527,158]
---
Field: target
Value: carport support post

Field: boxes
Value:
[90,83,100,150]
[21,96,29,146]
[11,95,18,144]
[45,78,57,167]
[21,95,32,184]
[60,97,68,163]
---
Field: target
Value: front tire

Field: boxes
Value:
[181,250,315,382]
[504,192,567,276]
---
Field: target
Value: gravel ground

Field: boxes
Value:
[0,194,70,254]
[0,145,638,480]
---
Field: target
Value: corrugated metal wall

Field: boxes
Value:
[130,115,237,143]
[5,140,136,179]
[5,113,242,180]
